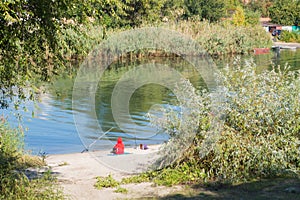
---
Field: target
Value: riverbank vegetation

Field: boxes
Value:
[0,120,64,199]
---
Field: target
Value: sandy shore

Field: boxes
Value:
[45,145,183,200]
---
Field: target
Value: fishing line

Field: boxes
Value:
[81,127,114,153]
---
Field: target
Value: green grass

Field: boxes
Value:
[114,186,128,194]
[94,174,120,189]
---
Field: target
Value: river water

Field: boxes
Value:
[3,49,300,154]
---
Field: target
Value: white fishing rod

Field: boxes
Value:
[81,127,114,153]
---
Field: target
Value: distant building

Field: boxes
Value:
[261,21,282,33]
[260,17,299,33]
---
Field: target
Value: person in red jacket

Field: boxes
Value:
[112,137,124,154]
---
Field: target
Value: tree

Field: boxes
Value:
[245,9,261,25]
[232,6,246,26]
[200,0,226,22]
[0,0,64,108]
[183,0,203,19]
[0,0,133,108]
[183,0,226,22]
[244,0,273,17]
[269,0,300,25]
[124,0,166,27]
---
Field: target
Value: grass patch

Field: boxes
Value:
[94,174,120,189]
[17,154,46,168]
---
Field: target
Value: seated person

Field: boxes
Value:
[112,137,124,154]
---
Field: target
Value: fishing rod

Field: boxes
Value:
[81,127,114,153]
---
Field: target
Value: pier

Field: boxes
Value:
[272,42,300,50]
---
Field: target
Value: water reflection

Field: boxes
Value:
[2,49,300,154]
[74,57,207,151]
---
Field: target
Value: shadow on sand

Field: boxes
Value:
[158,177,300,200]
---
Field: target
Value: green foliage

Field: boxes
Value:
[183,0,226,22]
[161,0,185,22]
[0,0,65,108]
[55,24,104,62]
[66,0,130,27]
[269,0,300,25]
[0,0,274,110]
[94,175,129,193]
[244,0,273,17]
[151,164,206,186]
[244,9,261,26]
[150,60,300,184]
[121,172,152,184]
[201,0,226,22]
[280,30,300,43]
[224,0,241,8]
[183,0,203,20]
[165,21,271,55]
[114,186,128,194]
[125,0,167,27]
[94,174,120,189]
[0,121,64,199]
[121,163,207,186]
[0,121,21,176]
[170,21,272,55]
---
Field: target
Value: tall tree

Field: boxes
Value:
[269,0,300,25]
[183,0,226,22]
[125,0,166,27]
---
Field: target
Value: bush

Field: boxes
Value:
[151,59,300,184]
[280,30,300,43]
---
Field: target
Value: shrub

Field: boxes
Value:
[151,59,300,184]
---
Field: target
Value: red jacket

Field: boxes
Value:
[113,137,124,154]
